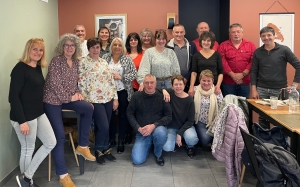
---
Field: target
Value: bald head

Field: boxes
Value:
[196,22,210,36]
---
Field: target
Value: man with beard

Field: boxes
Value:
[74,24,89,57]
[251,26,300,128]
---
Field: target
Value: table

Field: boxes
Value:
[247,99,300,163]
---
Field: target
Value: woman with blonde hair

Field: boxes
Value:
[102,37,137,153]
[9,38,56,187]
[194,69,223,147]
[140,28,154,51]
[43,33,95,187]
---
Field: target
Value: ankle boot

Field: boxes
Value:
[117,139,125,154]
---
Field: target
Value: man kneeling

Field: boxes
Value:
[127,74,172,166]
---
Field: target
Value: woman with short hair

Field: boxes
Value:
[139,28,154,51]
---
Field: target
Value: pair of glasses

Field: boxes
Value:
[64,44,75,48]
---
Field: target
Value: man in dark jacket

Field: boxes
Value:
[127,74,172,166]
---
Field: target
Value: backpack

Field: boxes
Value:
[254,143,300,187]
[241,123,289,177]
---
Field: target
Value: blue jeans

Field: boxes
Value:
[110,90,129,141]
[11,114,56,179]
[132,126,167,165]
[256,87,281,129]
[93,101,113,151]
[221,83,250,98]
[44,100,93,175]
[156,78,172,89]
[194,121,213,146]
[163,127,198,151]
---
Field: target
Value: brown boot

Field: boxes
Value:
[75,146,96,161]
[59,174,75,187]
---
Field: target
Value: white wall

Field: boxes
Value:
[0,0,58,183]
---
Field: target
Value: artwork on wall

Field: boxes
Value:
[259,13,294,52]
[95,14,127,42]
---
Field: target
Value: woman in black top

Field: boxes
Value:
[9,38,56,187]
[188,31,223,96]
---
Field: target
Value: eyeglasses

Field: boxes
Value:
[64,44,76,48]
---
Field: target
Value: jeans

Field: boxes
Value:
[11,114,56,179]
[256,87,281,129]
[221,82,250,98]
[156,78,172,89]
[44,100,93,175]
[194,121,213,146]
[93,101,113,151]
[163,127,198,151]
[109,89,129,141]
[132,126,167,165]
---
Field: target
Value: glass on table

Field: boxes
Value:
[270,96,278,109]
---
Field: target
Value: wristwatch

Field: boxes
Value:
[242,72,247,77]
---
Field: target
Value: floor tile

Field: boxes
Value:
[173,173,218,187]
[88,170,132,187]
[131,171,174,187]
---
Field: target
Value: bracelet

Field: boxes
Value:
[242,72,247,77]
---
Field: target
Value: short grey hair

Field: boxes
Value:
[143,74,156,82]
[229,23,243,32]
[73,24,85,33]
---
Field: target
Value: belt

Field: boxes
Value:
[156,76,172,81]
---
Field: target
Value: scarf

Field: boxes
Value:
[194,85,218,127]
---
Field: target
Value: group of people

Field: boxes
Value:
[9,21,300,187]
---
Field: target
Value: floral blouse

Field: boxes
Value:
[78,55,118,104]
[108,59,125,91]
[198,93,223,124]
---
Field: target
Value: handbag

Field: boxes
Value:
[252,123,289,150]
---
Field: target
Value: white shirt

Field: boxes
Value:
[81,40,89,57]
[109,59,125,91]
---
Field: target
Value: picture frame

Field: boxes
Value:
[259,13,294,52]
[95,14,127,42]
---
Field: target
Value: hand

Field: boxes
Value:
[77,93,84,100]
[235,73,244,81]
[112,73,122,80]
[188,87,195,97]
[113,99,119,111]
[138,84,144,92]
[214,85,221,94]
[138,127,146,136]
[162,89,170,102]
[183,78,187,84]
[71,94,79,101]
[176,134,182,147]
[143,124,155,136]
[20,122,30,136]
[251,89,259,99]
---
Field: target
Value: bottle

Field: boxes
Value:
[289,83,299,113]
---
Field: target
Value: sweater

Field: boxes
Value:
[126,89,172,132]
[251,42,300,89]
[9,62,45,124]
[167,89,195,136]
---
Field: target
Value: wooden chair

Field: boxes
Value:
[48,126,79,181]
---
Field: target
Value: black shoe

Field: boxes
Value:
[156,156,164,166]
[124,133,132,144]
[95,150,105,165]
[117,139,125,154]
[109,140,116,148]
[16,175,39,187]
[103,148,116,162]
[187,147,195,158]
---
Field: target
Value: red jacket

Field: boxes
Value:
[218,39,256,85]
[192,38,219,51]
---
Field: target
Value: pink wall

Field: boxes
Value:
[58,0,178,40]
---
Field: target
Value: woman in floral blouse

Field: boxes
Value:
[102,37,137,154]
[78,37,118,165]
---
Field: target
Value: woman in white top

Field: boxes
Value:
[102,38,137,153]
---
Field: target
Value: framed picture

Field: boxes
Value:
[259,13,294,51]
[95,14,127,42]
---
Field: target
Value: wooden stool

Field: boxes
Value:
[48,126,79,181]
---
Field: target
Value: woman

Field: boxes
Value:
[98,26,112,57]
[43,33,95,187]
[140,28,154,51]
[78,37,119,165]
[137,29,180,90]
[9,38,56,187]
[194,69,223,147]
[162,75,198,158]
[102,37,137,154]
[125,32,144,91]
[189,31,223,96]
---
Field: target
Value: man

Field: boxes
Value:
[251,26,300,128]
[218,23,256,98]
[166,24,197,91]
[192,22,219,51]
[74,24,89,57]
[127,74,172,166]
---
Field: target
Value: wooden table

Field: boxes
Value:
[247,99,300,163]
